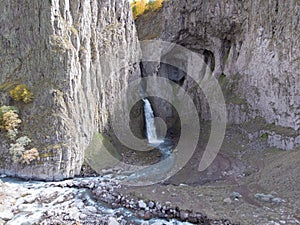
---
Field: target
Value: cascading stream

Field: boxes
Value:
[0,176,193,225]
[124,99,173,185]
[143,98,162,145]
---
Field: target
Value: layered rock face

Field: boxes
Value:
[136,0,300,149]
[0,0,141,180]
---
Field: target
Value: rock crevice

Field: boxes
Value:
[135,0,300,149]
[0,0,141,180]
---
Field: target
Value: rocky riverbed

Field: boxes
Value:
[0,176,123,225]
[0,174,233,225]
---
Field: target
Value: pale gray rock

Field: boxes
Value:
[255,193,274,202]
[0,210,14,221]
[85,205,97,213]
[272,197,285,204]
[223,197,232,204]
[23,195,37,204]
[267,132,300,150]
[138,199,147,209]
[135,0,300,149]
[108,217,120,225]
[148,201,155,209]
[0,0,141,180]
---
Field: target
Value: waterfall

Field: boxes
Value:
[143,99,162,144]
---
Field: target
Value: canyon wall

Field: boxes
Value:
[136,0,300,149]
[0,0,141,180]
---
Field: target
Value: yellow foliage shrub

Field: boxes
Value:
[3,110,21,131]
[0,106,18,128]
[22,148,40,165]
[131,0,163,19]
[10,84,34,103]
[9,136,40,164]
[0,106,20,140]
[146,0,163,11]
[0,105,39,165]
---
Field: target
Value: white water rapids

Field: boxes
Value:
[0,176,193,225]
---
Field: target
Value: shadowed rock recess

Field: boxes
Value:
[136,0,300,149]
[0,0,141,180]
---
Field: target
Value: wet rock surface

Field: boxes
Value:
[0,175,236,225]
[0,176,121,225]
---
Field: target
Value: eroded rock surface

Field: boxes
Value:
[0,0,141,180]
[135,0,300,149]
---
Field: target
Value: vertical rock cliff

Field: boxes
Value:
[0,0,141,180]
[135,0,300,149]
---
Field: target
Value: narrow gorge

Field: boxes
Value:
[0,0,299,224]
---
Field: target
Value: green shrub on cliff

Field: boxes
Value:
[0,105,40,164]
[9,136,40,164]
[0,105,19,117]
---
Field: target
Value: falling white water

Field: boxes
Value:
[143,99,162,145]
